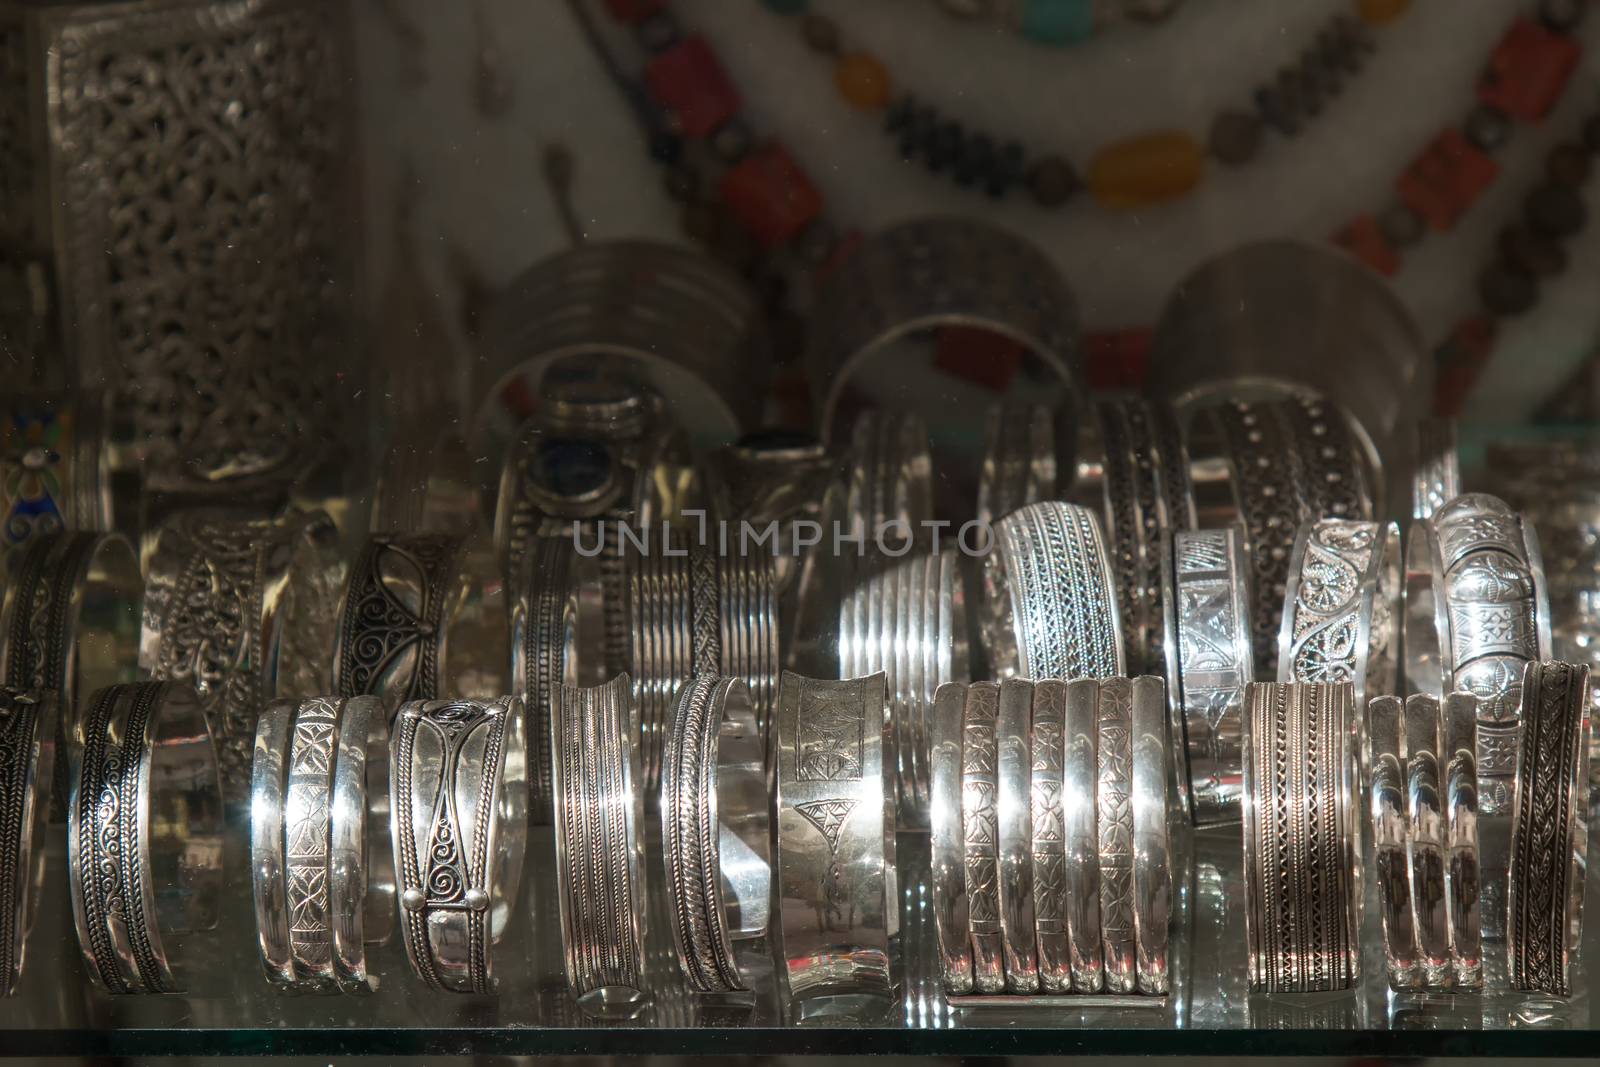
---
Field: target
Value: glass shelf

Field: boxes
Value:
[2,818,1595,1057]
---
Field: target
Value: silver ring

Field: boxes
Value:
[1241,681,1361,992]
[1507,660,1589,996]
[334,530,508,710]
[1160,526,1253,827]
[630,542,778,800]
[1404,493,1552,817]
[1277,518,1400,709]
[977,403,1059,529]
[806,217,1083,440]
[68,681,224,994]
[1367,694,1418,990]
[1412,418,1460,522]
[0,531,142,820]
[660,676,770,996]
[0,689,55,997]
[142,509,345,804]
[982,501,1123,681]
[838,547,970,828]
[772,670,894,1011]
[251,695,393,994]
[552,675,648,1012]
[391,695,528,994]
[0,391,115,554]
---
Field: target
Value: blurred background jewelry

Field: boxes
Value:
[1161,526,1253,827]
[391,695,527,995]
[659,676,769,996]
[552,676,648,1014]
[0,391,118,557]
[1240,681,1360,993]
[771,671,894,1014]
[0,689,54,998]
[142,509,345,805]
[976,403,1059,529]
[68,682,223,995]
[1412,418,1461,522]
[1507,660,1588,996]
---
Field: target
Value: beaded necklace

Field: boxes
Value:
[759,0,1415,210]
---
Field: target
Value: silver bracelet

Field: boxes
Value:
[1129,675,1173,995]
[982,500,1123,681]
[251,695,393,994]
[1368,694,1418,990]
[838,547,969,828]
[1095,677,1137,994]
[771,670,894,1010]
[996,679,1039,993]
[1404,493,1551,816]
[1241,681,1360,993]
[334,530,508,710]
[1271,392,1375,522]
[0,689,55,997]
[143,508,344,804]
[1277,518,1400,709]
[1507,660,1589,996]
[1412,417,1461,522]
[845,409,933,554]
[392,695,528,995]
[371,429,482,537]
[660,676,770,996]
[805,217,1083,440]
[1442,690,1482,990]
[512,533,582,826]
[1160,526,1253,827]
[68,682,224,994]
[553,675,648,1011]
[1406,692,1482,992]
[630,542,778,799]
[977,403,1059,529]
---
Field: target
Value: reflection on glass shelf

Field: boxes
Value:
[0,816,1595,1054]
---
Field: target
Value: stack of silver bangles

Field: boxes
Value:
[552,675,648,1011]
[845,409,933,552]
[68,682,224,994]
[660,676,770,996]
[630,541,778,799]
[0,688,54,998]
[391,695,528,994]
[976,403,1059,529]
[1161,526,1253,826]
[1241,681,1361,993]
[1507,660,1590,997]
[771,671,895,1010]
[982,500,1124,681]
[1368,692,1481,991]
[251,695,395,994]
[838,547,969,828]
[931,676,1173,998]
[1278,517,1400,708]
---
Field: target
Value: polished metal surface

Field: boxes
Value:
[1412,418,1461,522]
[1129,676,1172,996]
[67,682,223,995]
[512,533,583,826]
[771,670,895,1013]
[1277,518,1400,709]
[1160,526,1253,827]
[0,689,54,998]
[1368,694,1417,990]
[845,409,934,554]
[391,695,528,995]
[996,678,1038,993]
[977,403,1060,529]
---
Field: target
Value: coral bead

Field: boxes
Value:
[1086,131,1206,208]
[835,51,892,110]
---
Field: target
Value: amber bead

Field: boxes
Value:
[1087,131,1206,208]
[835,51,891,110]
[1356,0,1410,24]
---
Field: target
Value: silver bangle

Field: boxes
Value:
[251,695,393,994]
[805,217,1083,440]
[930,680,973,994]
[1412,418,1460,522]
[143,509,345,804]
[1271,392,1375,522]
[772,670,894,1010]
[1129,675,1173,995]
[371,430,482,537]
[392,695,528,995]
[334,530,508,709]
[630,542,778,800]
[845,409,933,553]
[1367,694,1418,990]
[1241,681,1360,993]
[0,689,55,997]
[977,403,1059,529]
[1404,493,1551,816]
[1029,679,1071,995]
[68,681,224,994]
[982,500,1123,681]
[552,675,648,1012]
[996,678,1038,993]
[838,547,970,828]
[1160,526,1253,827]
[1062,678,1104,994]
[1095,677,1136,994]
[1277,518,1400,709]
[1442,690,1482,990]
[660,676,770,996]
[1507,660,1589,996]
[0,390,115,554]
[511,533,585,826]
[1407,692,1482,992]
